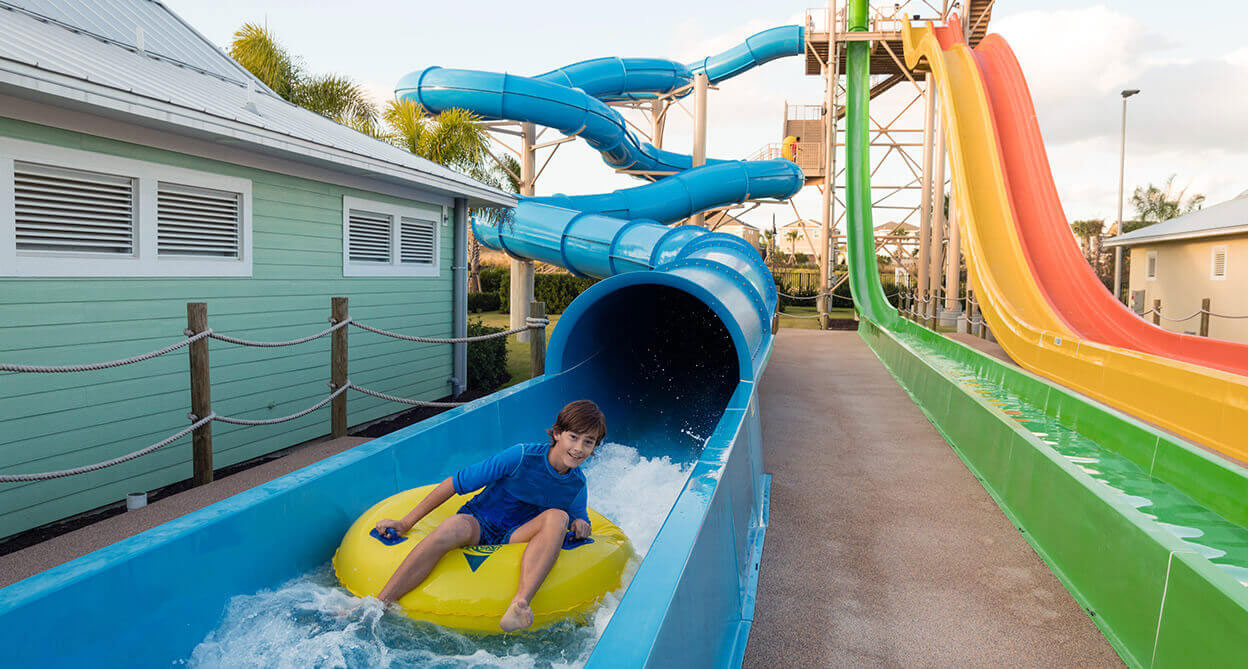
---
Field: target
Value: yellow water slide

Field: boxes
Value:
[901,19,1248,461]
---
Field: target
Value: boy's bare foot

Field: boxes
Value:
[500,597,534,632]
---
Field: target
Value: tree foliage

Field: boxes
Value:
[229,23,381,135]
[1126,175,1205,232]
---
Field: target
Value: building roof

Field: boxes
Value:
[1103,190,1248,248]
[874,221,917,235]
[0,0,515,207]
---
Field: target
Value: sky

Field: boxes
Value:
[163,0,1247,231]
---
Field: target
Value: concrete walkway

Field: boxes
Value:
[0,435,369,588]
[743,330,1121,667]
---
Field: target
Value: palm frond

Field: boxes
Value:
[228,23,300,99]
[293,73,379,128]
[383,99,426,154]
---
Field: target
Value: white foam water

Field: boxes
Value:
[186,443,694,668]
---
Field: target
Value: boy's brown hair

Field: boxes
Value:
[547,400,607,446]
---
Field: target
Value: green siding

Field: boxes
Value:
[0,118,467,538]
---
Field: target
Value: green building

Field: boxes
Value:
[0,0,515,539]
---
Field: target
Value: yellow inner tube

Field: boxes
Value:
[781,135,799,161]
[333,484,633,632]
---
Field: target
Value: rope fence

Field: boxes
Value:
[0,298,550,485]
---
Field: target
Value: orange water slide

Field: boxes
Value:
[972,34,1248,377]
[901,17,1248,462]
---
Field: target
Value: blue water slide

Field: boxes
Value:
[396,25,805,175]
[687,25,805,84]
[398,66,710,174]
[531,25,805,102]
[530,159,802,223]
[535,57,692,101]
[0,25,805,668]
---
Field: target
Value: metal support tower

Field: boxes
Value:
[795,0,993,327]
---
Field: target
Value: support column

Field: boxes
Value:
[451,199,468,396]
[917,76,935,319]
[511,122,537,343]
[689,73,709,227]
[651,100,666,149]
[942,192,962,325]
[817,47,837,327]
[927,110,947,323]
[1113,246,1123,303]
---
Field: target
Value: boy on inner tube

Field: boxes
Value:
[375,400,605,632]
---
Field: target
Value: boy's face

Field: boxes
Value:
[551,428,599,470]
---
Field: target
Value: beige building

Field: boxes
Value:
[1104,190,1248,342]
[711,218,762,249]
[777,218,825,257]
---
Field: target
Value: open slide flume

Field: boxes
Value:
[845,1,1247,664]
[900,17,1248,463]
[971,34,1248,377]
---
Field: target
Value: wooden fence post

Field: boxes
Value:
[331,297,349,437]
[530,301,546,378]
[1153,299,1162,326]
[187,302,213,486]
[1199,298,1211,337]
[969,293,980,337]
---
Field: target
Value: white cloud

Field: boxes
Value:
[990,4,1248,218]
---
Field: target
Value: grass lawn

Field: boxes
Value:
[471,310,560,388]
[778,306,856,329]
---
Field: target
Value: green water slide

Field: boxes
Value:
[843,1,1248,665]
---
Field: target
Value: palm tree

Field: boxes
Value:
[229,23,380,135]
[1126,175,1205,233]
[230,23,519,293]
[1070,219,1104,257]
[785,230,800,256]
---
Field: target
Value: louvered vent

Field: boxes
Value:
[157,182,241,257]
[349,210,392,263]
[1213,246,1227,278]
[14,161,135,254]
[1146,252,1157,279]
[400,217,437,265]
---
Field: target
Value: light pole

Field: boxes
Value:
[1113,88,1140,303]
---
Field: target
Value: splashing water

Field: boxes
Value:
[186,443,694,668]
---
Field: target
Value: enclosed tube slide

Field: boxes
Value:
[397,26,804,175]
[971,34,1248,377]
[900,18,1248,462]
[532,26,804,102]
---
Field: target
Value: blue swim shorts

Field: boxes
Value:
[459,502,521,546]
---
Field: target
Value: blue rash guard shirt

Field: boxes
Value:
[453,443,589,545]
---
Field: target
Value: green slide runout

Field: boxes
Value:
[843,1,1248,665]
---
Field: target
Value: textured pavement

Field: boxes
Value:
[0,435,369,588]
[743,330,1121,667]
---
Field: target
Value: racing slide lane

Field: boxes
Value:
[846,2,1248,664]
[972,33,1248,378]
[900,17,1248,463]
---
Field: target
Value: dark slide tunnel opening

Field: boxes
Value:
[553,283,740,460]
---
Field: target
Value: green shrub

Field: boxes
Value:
[495,271,598,314]
[466,320,508,391]
[775,276,818,312]
[478,265,507,295]
[794,252,809,264]
[468,292,500,313]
